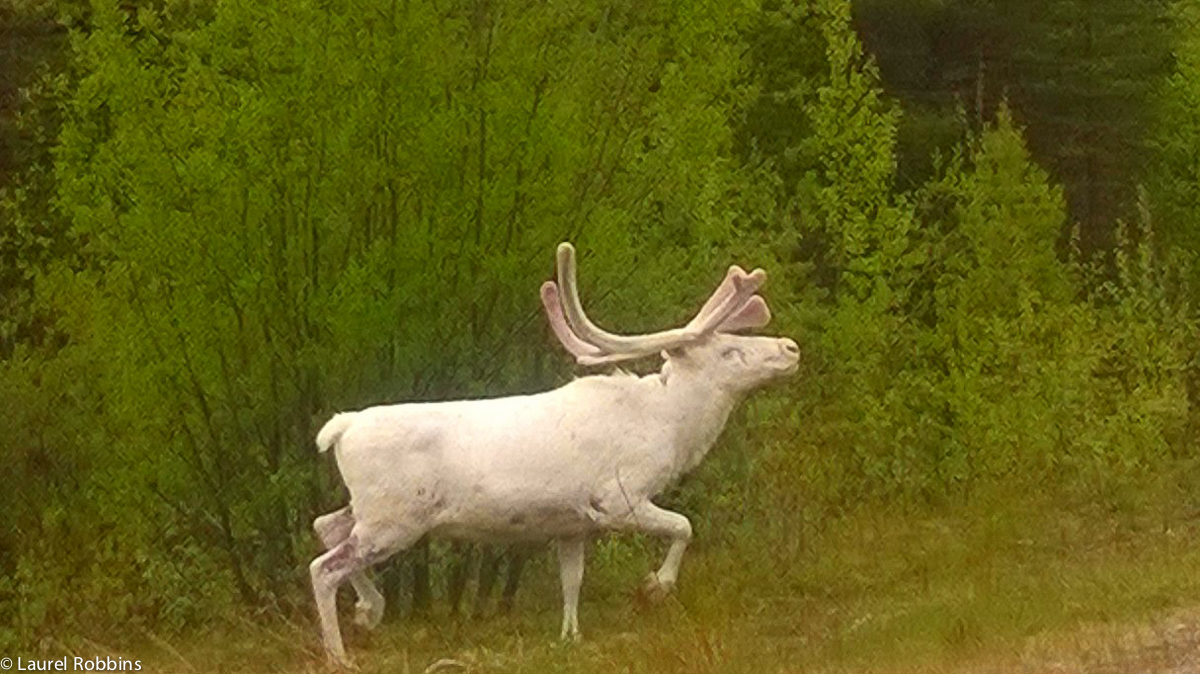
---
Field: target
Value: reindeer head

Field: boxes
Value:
[541,243,798,393]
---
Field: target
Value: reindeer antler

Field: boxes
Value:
[541,243,773,366]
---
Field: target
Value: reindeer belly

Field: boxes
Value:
[430,498,596,543]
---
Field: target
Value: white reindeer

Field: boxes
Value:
[309,243,798,666]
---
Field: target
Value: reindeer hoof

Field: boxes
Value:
[353,601,383,630]
[326,653,358,671]
[637,572,673,605]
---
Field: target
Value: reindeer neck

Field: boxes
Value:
[658,362,741,477]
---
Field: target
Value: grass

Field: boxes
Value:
[94,475,1200,674]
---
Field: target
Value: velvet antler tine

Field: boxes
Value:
[686,268,766,335]
[686,266,743,329]
[541,281,604,359]
[714,295,771,333]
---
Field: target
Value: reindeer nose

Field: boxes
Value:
[780,339,799,357]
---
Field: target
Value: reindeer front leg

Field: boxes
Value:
[629,503,693,602]
[595,501,692,603]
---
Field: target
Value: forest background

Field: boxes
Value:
[3,1,1200,672]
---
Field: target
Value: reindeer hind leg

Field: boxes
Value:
[310,519,426,666]
[313,507,385,630]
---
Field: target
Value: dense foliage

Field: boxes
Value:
[0,0,1197,654]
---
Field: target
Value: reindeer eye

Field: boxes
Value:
[721,347,746,362]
